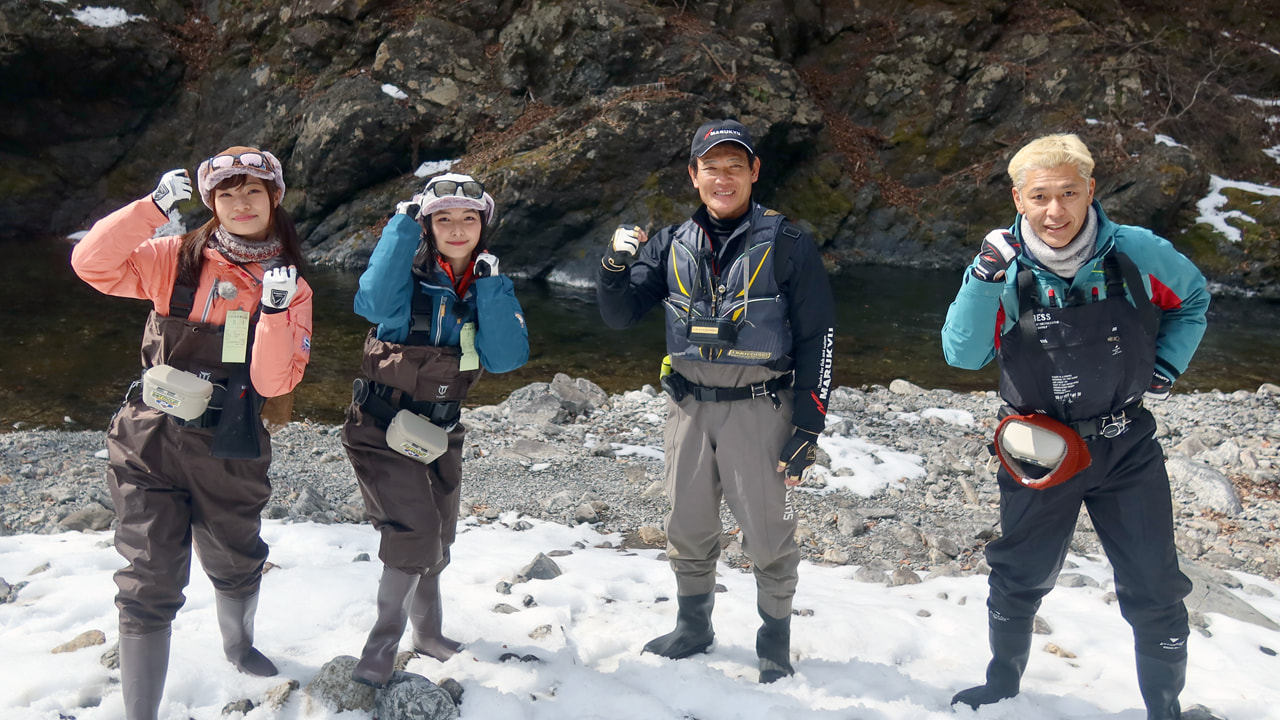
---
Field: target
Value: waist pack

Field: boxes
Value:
[990,413,1092,490]
[352,378,451,465]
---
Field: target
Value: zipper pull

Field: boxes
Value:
[1047,288,1058,308]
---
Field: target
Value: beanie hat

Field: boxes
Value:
[196,146,286,209]
[415,172,495,227]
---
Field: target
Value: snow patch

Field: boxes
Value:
[381,83,408,100]
[1196,175,1280,243]
[71,7,146,27]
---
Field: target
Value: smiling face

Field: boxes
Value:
[213,177,276,242]
[1012,164,1096,248]
[689,143,759,220]
[431,207,484,274]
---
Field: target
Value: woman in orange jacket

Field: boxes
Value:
[71,147,312,720]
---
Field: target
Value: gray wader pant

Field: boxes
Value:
[665,358,800,619]
[110,312,272,636]
[986,409,1191,661]
[341,332,480,575]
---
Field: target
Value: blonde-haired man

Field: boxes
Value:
[941,134,1211,719]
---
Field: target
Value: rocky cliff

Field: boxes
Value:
[3,0,1279,293]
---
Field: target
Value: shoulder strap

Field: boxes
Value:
[1108,251,1159,336]
[170,276,197,319]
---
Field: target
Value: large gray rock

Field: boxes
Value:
[375,672,459,720]
[1165,456,1244,515]
[303,655,376,714]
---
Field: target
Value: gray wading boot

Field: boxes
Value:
[216,592,279,677]
[951,628,1032,710]
[119,628,170,720]
[352,566,419,688]
[643,592,715,659]
[1136,651,1186,720]
[409,573,462,661]
[756,605,795,683]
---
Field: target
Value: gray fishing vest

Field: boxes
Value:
[663,204,794,365]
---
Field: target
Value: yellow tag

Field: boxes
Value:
[459,322,479,371]
[222,310,250,364]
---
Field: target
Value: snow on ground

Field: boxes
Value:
[2,514,1277,720]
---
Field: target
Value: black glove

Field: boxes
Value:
[603,225,644,271]
[776,429,820,484]
[1145,369,1175,401]
[972,229,1022,283]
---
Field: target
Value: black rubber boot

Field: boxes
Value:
[756,605,795,683]
[119,627,170,720]
[951,628,1032,710]
[352,566,418,688]
[643,592,715,659]
[1136,651,1186,720]
[410,572,462,661]
[215,592,279,677]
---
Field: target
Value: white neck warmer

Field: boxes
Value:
[1021,206,1098,279]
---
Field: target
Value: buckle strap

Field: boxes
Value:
[1070,399,1144,440]
[357,380,461,431]
[685,373,792,403]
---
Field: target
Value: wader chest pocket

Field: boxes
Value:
[142,364,213,421]
[386,409,449,465]
[686,316,739,348]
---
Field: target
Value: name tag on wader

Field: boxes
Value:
[459,322,479,371]
[222,310,251,364]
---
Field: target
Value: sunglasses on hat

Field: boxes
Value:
[209,152,268,170]
[425,179,484,200]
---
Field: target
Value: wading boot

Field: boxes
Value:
[216,592,279,677]
[409,573,462,661]
[643,592,715,659]
[1136,650,1186,720]
[119,627,170,720]
[951,628,1032,710]
[352,566,418,688]
[756,605,795,683]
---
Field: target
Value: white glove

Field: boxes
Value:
[473,252,499,278]
[261,266,298,313]
[604,224,645,271]
[395,199,421,218]
[152,169,192,214]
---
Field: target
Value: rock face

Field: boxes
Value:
[3,0,1280,293]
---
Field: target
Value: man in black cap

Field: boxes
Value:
[597,119,836,683]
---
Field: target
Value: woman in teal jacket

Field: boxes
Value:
[343,172,528,687]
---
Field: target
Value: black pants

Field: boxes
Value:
[985,409,1190,660]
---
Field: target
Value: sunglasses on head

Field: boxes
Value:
[425,179,484,200]
[209,152,267,170]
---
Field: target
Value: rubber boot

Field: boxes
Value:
[409,572,462,661]
[756,605,795,683]
[1136,651,1186,720]
[643,592,715,659]
[119,628,170,720]
[215,592,279,677]
[951,628,1032,710]
[352,566,419,688]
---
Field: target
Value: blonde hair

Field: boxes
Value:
[1007,134,1095,189]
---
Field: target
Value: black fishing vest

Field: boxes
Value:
[662,205,794,365]
[998,251,1158,423]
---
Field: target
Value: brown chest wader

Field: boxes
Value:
[110,284,280,719]
[342,330,483,687]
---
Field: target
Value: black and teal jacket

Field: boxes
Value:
[941,201,1209,383]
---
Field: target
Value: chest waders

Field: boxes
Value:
[342,275,486,688]
[998,252,1157,430]
[112,275,279,720]
[957,252,1191,718]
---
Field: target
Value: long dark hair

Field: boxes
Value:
[411,211,492,277]
[175,175,305,286]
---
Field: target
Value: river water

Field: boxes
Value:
[3,239,1278,430]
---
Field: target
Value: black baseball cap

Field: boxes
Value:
[689,119,755,159]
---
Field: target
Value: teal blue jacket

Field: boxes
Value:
[941,202,1209,381]
[355,213,529,374]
